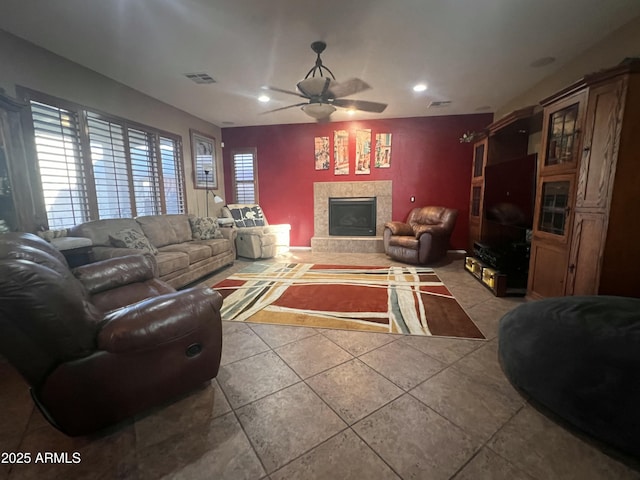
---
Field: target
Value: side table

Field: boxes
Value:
[51,236,93,268]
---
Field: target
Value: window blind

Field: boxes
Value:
[30,101,89,228]
[87,113,132,218]
[27,92,187,228]
[232,150,257,204]
[160,136,184,214]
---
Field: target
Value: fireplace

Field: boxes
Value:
[329,197,376,236]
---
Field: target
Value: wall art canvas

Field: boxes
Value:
[375,133,392,168]
[314,136,330,170]
[355,129,372,175]
[334,130,349,175]
[191,130,218,189]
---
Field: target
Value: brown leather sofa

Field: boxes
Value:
[0,232,223,436]
[384,206,458,264]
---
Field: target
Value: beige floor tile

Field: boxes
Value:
[488,406,639,480]
[211,379,233,419]
[410,365,524,441]
[236,382,347,473]
[319,328,397,356]
[360,340,446,390]
[452,447,535,480]
[398,335,484,365]
[217,350,300,408]
[353,394,481,480]
[306,359,403,424]
[10,423,136,480]
[135,384,220,449]
[275,334,353,378]
[136,412,265,480]
[270,430,400,480]
[248,323,318,348]
[220,326,270,366]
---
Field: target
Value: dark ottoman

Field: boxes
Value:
[498,296,640,458]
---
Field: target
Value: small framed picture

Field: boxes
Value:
[191,130,218,189]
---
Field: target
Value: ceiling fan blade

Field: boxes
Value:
[327,78,371,98]
[260,102,308,114]
[263,86,308,99]
[331,98,387,113]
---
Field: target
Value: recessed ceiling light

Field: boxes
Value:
[530,56,556,68]
[258,95,270,103]
[347,108,356,115]
[413,83,428,92]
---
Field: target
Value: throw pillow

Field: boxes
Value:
[109,228,158,255]
[189,216,223,240]
[229,205,266,227]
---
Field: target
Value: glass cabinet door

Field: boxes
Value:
[545,104,579,167]
[535,176,575,242]
[540,92,585,173]
[473,142,485,178]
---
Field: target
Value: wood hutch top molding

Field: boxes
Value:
[540,57,640,106]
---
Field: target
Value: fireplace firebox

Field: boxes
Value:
[328,197,376,236]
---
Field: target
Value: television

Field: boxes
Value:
[483,153,537,243]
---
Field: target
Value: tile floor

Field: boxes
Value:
[1,251,638,479]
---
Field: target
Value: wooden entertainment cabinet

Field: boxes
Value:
[465,106,540,296]
[466,59,640,299]
[527,59,640,299]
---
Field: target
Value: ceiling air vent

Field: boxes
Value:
[184,73,216,84]
[428,100,452,108]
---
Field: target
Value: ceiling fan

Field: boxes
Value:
[263,41,387,121]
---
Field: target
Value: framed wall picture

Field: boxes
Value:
[191,130,218,189]
[356,129,371,174]
[314,136,330,170]
[334,130,349,175]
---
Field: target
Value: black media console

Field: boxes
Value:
[464,241,530,296]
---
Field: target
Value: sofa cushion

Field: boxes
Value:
[192,238,232,256]
[154,251,190,277]
[389,235,419,249]
[70,218,142,247]
[158,243,211,264]
[227,204,266,227]
[136,214,192,247]
[189,216,223,240]
[109,228,158,255]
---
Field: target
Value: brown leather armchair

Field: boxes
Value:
[384,206,458,264]
[0,233,223,436]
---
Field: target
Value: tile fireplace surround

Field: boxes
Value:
[311,181,392,253]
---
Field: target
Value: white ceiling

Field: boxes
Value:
[1,0,639,127]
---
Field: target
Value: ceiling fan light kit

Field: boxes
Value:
[301,103,336,119]
[263,41,387,122]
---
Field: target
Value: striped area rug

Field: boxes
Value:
[212,263,485,339]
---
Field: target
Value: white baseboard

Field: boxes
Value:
[288,246,312,251]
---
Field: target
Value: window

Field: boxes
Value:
[23,90,186,228]
[231,148,258,204]
[30,101,89,228]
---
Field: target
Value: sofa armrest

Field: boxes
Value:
[265,224,291,234]
[219,226,237,242]
[384,221,413,236]
[97,287,223,353]
[413,224,448,238]
[73,254,157,294]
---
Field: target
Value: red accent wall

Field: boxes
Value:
[222,114,492,249]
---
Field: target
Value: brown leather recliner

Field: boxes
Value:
[0,232,223,436]
[384,206,458,265]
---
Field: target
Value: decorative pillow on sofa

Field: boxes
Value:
[228,205,266,228]
[109,228,158,254]
[189,216,223,240]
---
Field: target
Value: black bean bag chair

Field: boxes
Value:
[498,296,640,458]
